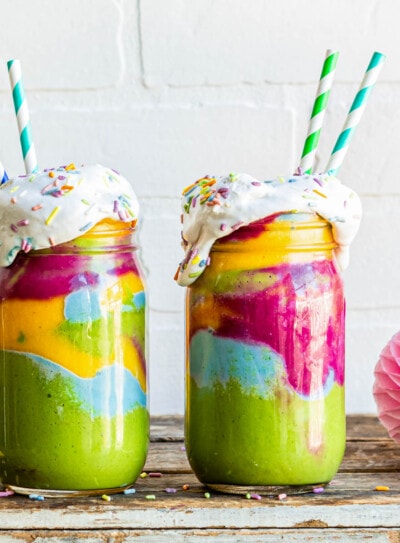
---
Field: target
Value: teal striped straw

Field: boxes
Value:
[326,52,386,176]
[7,59,38,174]
[299,49,339,175]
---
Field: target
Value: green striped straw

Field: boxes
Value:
[299,49,339,175]
[326,51,386,176]
[7,59,38,174]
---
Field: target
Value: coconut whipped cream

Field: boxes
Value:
[176,172,362,286]
[0,163,139,266]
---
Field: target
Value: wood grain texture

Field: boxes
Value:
[0,415,398,540]
[0,529,399,542]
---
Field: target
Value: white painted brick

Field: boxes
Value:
[140,0,395,87]
[139,198,185,313]
[346,308,400,415]
[0,0,124,90]
[344,195,400,310]
[148,311,185,415]
[0,112,23,175]
[0,105,294,197]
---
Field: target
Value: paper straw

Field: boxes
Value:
[326,51,386,176]
[7,59,38,174]
[299,49,339,175]
[0,163,8,184]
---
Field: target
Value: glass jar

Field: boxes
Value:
[0,220,148,491]
[185,213,345,490]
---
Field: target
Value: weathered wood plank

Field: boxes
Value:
[0,472,400,530]
[150,414,391,442]
[345,415,389,441]
[0,529,399,542]
[135,471,400,494]
[0,498,399,530]
[143,439,400,474]
[341,440,400,472]
[144,441,191,473]
[150,415,184,442]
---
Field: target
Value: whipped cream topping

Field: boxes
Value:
[0,163,139,266]
[176,172,362,286]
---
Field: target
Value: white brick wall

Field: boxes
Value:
[0,0,398,415]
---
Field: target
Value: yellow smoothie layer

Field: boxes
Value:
[0,274,146,390]
[209,215,336,272]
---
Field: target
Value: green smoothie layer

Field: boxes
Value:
[186,377,345,486]
[0,351,149,490]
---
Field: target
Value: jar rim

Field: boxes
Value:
[212,212,336,254]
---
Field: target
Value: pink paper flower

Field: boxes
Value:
[373,331,400,442]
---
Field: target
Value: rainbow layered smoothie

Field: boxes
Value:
[0,164,148,490]
[176,172,361,487]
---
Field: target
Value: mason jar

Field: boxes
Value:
[185,213,345,491]
[0,219,148,491]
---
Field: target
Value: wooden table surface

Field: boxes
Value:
[0,415,399,542]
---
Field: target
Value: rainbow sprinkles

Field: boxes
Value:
[0,164,139,267]
[176,171,362,286]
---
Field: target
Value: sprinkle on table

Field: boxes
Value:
[375,485,390,491]
[28,494,44,501]
[0,490,14,498]
[123,488,136,495]
[312,487,325,494]
[250,493,262,501]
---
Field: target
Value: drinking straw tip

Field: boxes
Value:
[324,50,339,72]
[327,48,339,57]
[369,52,386,69]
